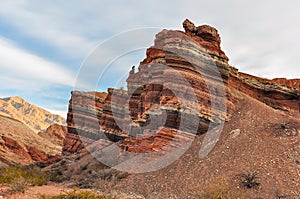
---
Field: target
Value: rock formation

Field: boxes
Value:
[229,68,300,111]
[56,19,300,198]
[63,19,299,160]
[0,115,62,165]
[38,123,67,146]
[0,96,66,133]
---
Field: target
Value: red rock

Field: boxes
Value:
[38,123,67,146]
[0,115,62,165]
[229,68,300,111]
[183,18,197,34]
[63,19,299,157]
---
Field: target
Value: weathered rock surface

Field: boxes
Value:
[229,67,300,111]
[55,19,300,198]
[0,96,66,133]
[0,115,62,165]
[64,19,237,157]
[63,19,299,161]
[38,123,67,146]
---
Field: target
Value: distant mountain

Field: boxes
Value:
[0,96,66,133]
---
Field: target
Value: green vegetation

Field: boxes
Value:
[40,187,117,199]
[0,165,48,193]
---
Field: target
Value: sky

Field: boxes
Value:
[0,0,299,117]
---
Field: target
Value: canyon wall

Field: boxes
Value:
[63,19,300,157]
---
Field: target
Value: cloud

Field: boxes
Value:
[74,28,160,91]
[0,1,96,59]
[1,0,300,80]
[0,0,299,117]
[0,37,75,91]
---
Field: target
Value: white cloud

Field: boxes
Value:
[0,1,96,59]
[0,37,75,90]
[1,0,300,80]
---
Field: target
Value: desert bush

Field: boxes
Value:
[199,176,253,199]
[71,169,129,189]
[0,165,48,193]
[40,187,117,199]
[46,169,66,183]
[236,172,260,189]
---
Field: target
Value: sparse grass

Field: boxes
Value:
[46,169,66,183]
[0,165,48,193]
[40,187,117,199]
[199,176,253,199]
[71,169,129,189]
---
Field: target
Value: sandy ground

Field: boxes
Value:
[0,183,70,199]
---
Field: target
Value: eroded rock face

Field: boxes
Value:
[38,123,67,146]
[63,19,299,157]
[0,115,62,165]
[229,67,300,111]
[63,19,235,157]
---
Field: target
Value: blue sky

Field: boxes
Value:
[0,0,299,117]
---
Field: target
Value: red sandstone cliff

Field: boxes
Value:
[64,19,299,156]
[58,19,300,198]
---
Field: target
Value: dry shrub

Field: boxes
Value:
[199,176,254,199]
[0,165,47,193]
[40,187,116,199]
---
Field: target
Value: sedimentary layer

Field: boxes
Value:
[63,19,299,157]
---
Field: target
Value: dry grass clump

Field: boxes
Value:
[40,187,116,199]
[199,176,254,199]
[0,165,47,193]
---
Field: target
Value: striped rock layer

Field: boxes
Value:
[63,19,299,159]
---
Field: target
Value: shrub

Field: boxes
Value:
[0,165,48,193]
[199,176,253,199]
[46,169,66,183]
[40,188,117,199]
[236,172,260,189]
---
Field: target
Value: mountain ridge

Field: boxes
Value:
[0,96,66,133]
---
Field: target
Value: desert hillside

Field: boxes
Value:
[0,115,62,165]
[0,96,66,133]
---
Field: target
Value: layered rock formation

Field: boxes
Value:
[0,115,62,165]
[0,96,66,133]
[229,68,300,112]
[64,19,236,157]
[38,123,67,146]
[64,19,299,160]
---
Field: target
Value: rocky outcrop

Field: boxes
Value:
[0,96,66,133]
[182,19,227,60]
[229,67,300,112]
[63,19,299,158]
[38,123,67,146]
[64,19,238,157]
[0,115,62,165]
[63,91,110,155]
